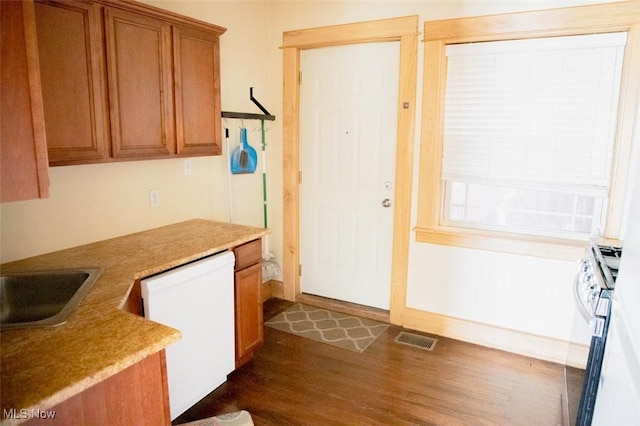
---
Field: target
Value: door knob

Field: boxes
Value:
[382,199,391,208]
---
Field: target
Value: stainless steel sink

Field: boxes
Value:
[0,268,102,330]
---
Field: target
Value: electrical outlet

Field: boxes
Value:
[149,189,160,207]
[184,159,192,176]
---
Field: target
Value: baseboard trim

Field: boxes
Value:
[401,307,588,368]
[261,286,587,367]
[262,279,283,302]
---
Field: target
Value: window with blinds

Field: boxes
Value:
[441,32,627,239]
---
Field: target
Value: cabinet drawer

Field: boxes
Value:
[234,239,261,271]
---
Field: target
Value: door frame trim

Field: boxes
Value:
[282,16,419,324]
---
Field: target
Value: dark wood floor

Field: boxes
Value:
[173,299,566,426]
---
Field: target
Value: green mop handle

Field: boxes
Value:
[261,119,268,230]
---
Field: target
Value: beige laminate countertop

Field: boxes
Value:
[0,219,269,421]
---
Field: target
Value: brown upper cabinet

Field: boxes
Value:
[1,1,50,202]
[35,1,110,164]
[105,7,175,159]
[173,25,223,157]
[34,0,226,166]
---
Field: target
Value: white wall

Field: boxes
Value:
[407,243,580,340]
[1,0,627,347]
[0,158,228,261]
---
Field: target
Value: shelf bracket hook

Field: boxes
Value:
[250,87,271,117]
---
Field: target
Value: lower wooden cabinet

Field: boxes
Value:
[233,239,264,368]
[26,351,171,426]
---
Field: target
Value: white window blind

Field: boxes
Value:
[441,33,627,238]
[443,32,627,196]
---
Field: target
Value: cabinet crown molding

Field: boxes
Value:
[91,0,227,35]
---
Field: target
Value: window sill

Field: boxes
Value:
[414,226,588,261]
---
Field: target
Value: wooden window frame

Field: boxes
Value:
[416,1,640,260]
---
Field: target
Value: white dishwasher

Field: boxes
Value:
[141,251,235,420]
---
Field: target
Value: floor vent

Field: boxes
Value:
[395,332,438,351]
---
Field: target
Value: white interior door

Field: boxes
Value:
[300,42,399,310]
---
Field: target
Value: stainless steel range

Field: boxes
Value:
[567,240,622,426]
[574,241,621,321]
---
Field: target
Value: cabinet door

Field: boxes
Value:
[234,262,263,367]
[35,1,110,165]
[43,351,170,425]
[173,25,222,156]
[105,7,175,159]
[0,0,49,203]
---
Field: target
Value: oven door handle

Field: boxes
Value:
[573,272,592,323]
